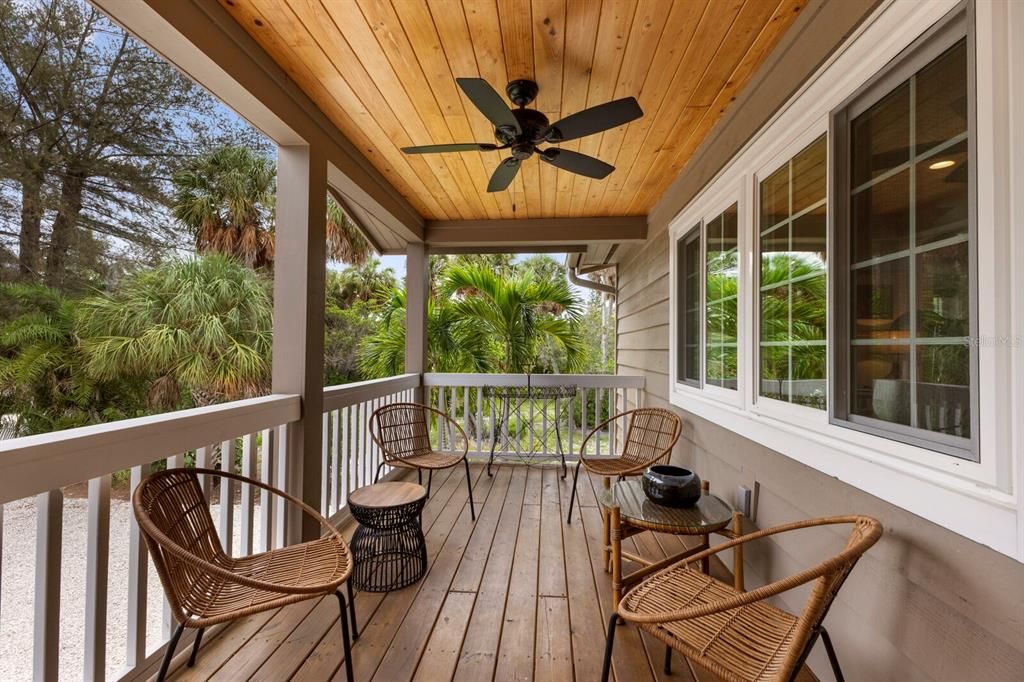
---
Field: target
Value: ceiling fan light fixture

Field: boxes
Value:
[928,159,956,170]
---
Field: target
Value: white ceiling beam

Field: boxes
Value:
[424,216,647,248]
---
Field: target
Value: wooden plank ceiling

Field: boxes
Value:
[221,0,805,221]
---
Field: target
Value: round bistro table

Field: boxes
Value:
[349,481,428,592]
[597,478,740,611]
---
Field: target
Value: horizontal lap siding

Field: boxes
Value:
[616,214,1024,682]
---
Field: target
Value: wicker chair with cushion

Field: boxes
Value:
[369,402,475,521]
[566,407,682,523]
[601,515,883,682]
[133,468,357,682]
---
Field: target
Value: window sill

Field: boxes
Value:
[669,383,1019,560]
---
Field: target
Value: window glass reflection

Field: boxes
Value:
[758,136,827,408]
[846,39,971,440]
[706,204,738,390]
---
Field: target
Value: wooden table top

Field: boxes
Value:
[349,481,427,508]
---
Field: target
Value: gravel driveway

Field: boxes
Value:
[1,494,258,681]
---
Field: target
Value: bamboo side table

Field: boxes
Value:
[597,478,743,612]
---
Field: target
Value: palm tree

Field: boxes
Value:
[0,283,142,434]
[172,145,372,267]
[326,197,370,266]
[78,254,273,408]
[172,146,276,268]
[357,287,494,378]
[327,258,396,308]
[442,263,583,373]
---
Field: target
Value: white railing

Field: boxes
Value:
[0,371,644,681]
[319,373,420,520]
[422,373,645,460]
[0,394,299,682]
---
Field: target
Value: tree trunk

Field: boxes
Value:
[44,170,84,287]
[18,170,45,280]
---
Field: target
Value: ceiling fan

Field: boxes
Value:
[401,78,643,192]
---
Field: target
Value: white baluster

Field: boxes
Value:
[331,409,341,514]
[163,455,182,639]
[219,439,235,555]
[240,435,256,556]
[476,386,484,455]
[341,406,350,503]
[274,424,288,548]
[259,428,274,552]
[85,476,111,681]
[33,489,62,682]
[321,412,330,516]
[195,445,211,499]
[127,464,150,667]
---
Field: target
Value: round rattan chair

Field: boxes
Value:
[601,515,883,682]
[133,467,357,682]
[566,407,682,523]
[369,402,475,521]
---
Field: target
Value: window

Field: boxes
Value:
[758,136,828,408]
[705,204,739,389]
[676,228,701,385]
[832,17,976,458]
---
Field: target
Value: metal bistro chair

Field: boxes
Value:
[370,402,475,521]
[602,515,883,682]
[133,468,357,682]
[566,407,682,523]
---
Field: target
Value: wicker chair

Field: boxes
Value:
[601,515,883,682]
[133,468,357,682]
[566,407,681,523]
[369,402,475,521]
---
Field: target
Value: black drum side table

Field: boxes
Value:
[349,481,428,592]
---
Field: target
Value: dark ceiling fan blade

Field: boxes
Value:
[456,78,521,133]
[539,148,614,179]
[401,142,498,154]
[487,157,521,192]
[544,97,643,142]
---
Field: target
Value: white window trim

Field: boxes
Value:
[668,0,1024,562]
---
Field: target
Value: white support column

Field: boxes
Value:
[273,145,327,543]
[405,242,428,402]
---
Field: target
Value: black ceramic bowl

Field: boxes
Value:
[641,465,702,508]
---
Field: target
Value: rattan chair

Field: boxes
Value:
[133,468,357,682]
[369,402,475,521]
[566,407,681,523]
[601,515,883,682]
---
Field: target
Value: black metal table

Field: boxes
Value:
[484,382,577,477]
[348,481,428,592]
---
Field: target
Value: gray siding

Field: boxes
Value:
[615,227,1024,681]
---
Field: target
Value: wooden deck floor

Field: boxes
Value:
[144,463,814,682]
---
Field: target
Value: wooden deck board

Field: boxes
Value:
[166,464,817,682]
[452,466,528,681]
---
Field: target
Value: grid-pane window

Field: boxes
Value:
[835,30,974,457]
[676,228,701,385]
[705,204,738,389]
[759,136,828,408]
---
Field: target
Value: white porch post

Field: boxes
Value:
[405,242,429,402]
[273,145,327,543]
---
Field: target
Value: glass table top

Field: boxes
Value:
[597,479,733,533]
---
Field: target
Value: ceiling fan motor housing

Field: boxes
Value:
[506,79,540,107]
